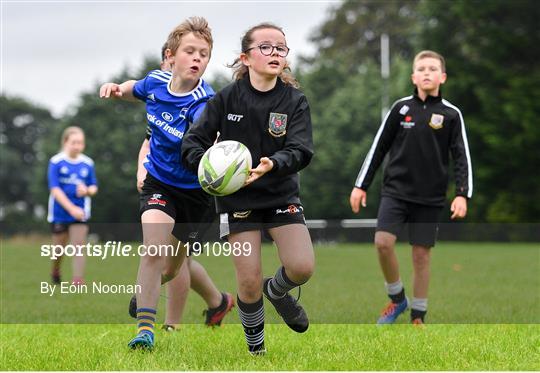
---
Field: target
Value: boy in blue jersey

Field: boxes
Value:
[48,126,98,285]
[99,17,229,350]
[134,42,233,331]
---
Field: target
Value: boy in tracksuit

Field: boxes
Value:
[350,50,472,324]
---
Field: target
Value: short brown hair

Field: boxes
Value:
[166,17,213,56]
[413,50,446,73]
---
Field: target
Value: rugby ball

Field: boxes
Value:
[198,140,252,196]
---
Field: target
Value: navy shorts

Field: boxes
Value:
[219,203,306,239]
[376,196,443,247]
[50,222,87,234]
[140,173,215,243]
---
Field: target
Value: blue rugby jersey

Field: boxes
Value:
[133,70,214,188]
[47,152,98,223]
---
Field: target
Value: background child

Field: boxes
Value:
[350,50,472,324]
[47,126,98,285]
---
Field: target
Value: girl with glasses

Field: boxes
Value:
[182,23,315,355]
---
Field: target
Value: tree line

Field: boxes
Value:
[2,0,538,234]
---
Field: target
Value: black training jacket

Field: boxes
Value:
[182,76,314,213]
[354,90,473,206]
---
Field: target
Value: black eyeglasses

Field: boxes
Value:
[244,43,290,57]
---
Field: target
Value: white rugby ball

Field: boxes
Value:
[197,140,252,196]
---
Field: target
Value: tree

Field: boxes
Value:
[0,96,55,233]
[306,0,419,70]
[297,0,420,219]
[417,0,540,222]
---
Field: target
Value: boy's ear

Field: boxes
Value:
[440,72,447,84]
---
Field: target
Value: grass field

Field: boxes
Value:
[1,239,539,370]
[2,324,538,370]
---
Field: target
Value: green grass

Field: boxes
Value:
[1,241,538,324]
[1,324,539,370]
[1,239,539,370]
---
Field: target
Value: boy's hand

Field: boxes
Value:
[450,196,467,219]
[99,83,123,98]
[244,157,274,186]
[350,187,367,213]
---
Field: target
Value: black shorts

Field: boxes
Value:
[219,203,306,239]
[140,173,215,242]
[376,196,443,247]
[50,222,87,234]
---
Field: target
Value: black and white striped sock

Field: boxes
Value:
[237,296,265,353]
[267,266,302,299]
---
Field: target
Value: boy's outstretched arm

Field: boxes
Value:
[99,80,137,101]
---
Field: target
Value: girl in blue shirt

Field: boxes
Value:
[47,126,98,285]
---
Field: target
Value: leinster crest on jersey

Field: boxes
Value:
[429,113,444,129]
[268,112,287,137]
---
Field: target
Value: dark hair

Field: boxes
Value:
[229,23,299,88]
